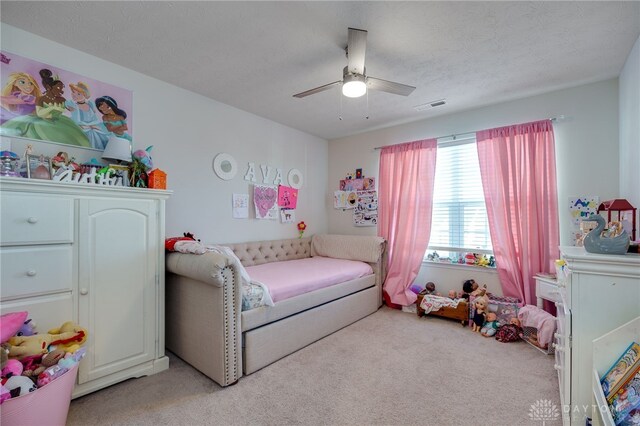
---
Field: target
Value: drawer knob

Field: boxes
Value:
[27,217,38,224]
[26,270,37,277]
[80,288,88,295]
[554,364,562,371]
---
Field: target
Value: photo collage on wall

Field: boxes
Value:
[334,168,378,227]
[250,184,299,222]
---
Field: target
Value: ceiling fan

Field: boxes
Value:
[293,27,416,99]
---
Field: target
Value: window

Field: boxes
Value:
[426,135,494,266]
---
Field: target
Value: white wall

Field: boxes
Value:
[328,79,620,296]
[1,25,329,243]
[619,35,640,239]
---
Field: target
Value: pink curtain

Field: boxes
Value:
[476,120,559,306]
[378,139,438,306]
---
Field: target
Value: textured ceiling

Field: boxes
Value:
[1,1,638,140]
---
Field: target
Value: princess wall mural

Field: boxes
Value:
[0,51,133,151]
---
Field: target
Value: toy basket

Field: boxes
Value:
[522,326,555,355]
[0,363,78,426]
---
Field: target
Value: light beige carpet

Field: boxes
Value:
[68,307,561,425]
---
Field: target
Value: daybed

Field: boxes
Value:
[165,234,386,386]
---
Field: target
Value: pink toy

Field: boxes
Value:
[1,359,22,378]
[0,384,9,404]
[0,312,28,343]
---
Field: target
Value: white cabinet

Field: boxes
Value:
[0,178,171,398]
[559,246,640,425]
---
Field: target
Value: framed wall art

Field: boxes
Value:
[0,51,133,151]
[26,154,52,180]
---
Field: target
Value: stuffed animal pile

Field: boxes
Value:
[0,311,87,404]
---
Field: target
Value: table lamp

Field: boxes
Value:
[102,136,132,164]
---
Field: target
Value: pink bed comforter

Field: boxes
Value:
[245,256,373,303]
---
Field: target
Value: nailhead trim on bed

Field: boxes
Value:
[221,264,239,384]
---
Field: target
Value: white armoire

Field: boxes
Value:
[0,178,171,397]
[557,246,640,425]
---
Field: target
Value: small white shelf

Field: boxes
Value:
[592,316,640,426]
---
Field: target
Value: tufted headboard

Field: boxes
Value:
[225,237,311,267]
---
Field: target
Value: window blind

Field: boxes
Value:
[428,139,493,254]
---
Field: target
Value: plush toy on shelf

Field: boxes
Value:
[130,146,153,188]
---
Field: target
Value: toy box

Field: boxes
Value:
[0,363,78,426]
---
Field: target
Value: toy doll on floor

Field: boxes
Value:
[472,295,489,332]
[481,312,499,337]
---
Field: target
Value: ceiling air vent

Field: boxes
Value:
[414,99,446,111]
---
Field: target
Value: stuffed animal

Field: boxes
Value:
[495,318,523,343]
[0,311,28,343]
[130,146,154,188]
[15,319,37,337]
[4,375,36,398]
[472,295,489,332]
[1,358,22,378]
[481,312,499,337]
[7,324,85,359]
[47,322,87,353]
[21,349,65,380]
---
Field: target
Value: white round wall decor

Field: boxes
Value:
[212,153,237,180]
[287,168,303,189]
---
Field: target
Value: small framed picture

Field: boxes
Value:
[109,164,130,187]
[26,154,52,180]
[355,168,363,179]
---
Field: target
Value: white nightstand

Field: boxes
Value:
[534,274,562,307]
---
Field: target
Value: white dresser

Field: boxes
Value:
[0,178,171,398]
[557,246,640,425]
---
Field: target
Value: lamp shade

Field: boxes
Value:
[342,74,367,98]
[102,136,132,163]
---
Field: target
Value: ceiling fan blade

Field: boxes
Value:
[366,76,416,96]
[293,81,342,98]
[347,28,367,74]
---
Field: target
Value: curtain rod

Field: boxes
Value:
[373,115,566,150]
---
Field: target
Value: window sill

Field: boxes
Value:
[421,260,498,273]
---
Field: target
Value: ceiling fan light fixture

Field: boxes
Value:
[342,74,367,98]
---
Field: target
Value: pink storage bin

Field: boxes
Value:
[0,363,78,426]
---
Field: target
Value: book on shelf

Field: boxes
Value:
[607,365,640,425]
[601,342,640,401]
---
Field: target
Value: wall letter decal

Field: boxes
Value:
[244,162,256,182]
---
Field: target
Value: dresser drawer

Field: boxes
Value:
[536,278,562,303]
[0,292,73,332]
[1,245,73,300]
[1,194,74,245]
